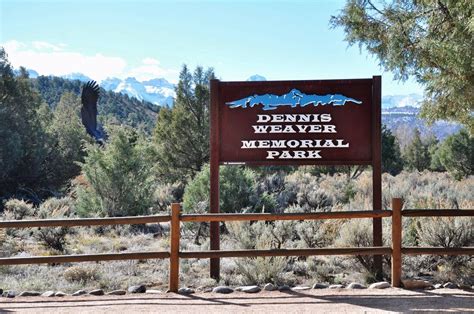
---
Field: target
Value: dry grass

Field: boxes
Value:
[0,170,472,292]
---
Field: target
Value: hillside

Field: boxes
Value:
[31,75,159,133]
[27,71,461,140]
[382,106,461,140]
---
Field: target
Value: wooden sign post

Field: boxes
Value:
[210,77,382,280]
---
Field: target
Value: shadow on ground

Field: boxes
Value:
[0,289,472,313]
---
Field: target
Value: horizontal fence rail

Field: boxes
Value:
[0,251,170,266]
[401,209,474,217]
[390,199,474,288]
[0,215,171,228]
[180,210,391,222]
[180,247,392,259]
[0,198,473,291]
[401,247,474,255]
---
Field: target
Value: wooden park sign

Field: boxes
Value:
[209,77,382,279]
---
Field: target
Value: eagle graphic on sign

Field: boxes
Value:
[226,88,362,111]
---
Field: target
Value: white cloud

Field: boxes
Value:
[3,40,26,52]
[127,58,179,82]
[31,41,65,52]
[1,40,178,83]
[142,57,160,65]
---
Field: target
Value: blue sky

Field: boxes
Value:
[1,0,423,95]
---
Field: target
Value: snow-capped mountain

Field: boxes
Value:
[247,74,267,81]
[61,73,92,82]
[100,76,175,106]
[382,93,422,108]
[382,106,461,140]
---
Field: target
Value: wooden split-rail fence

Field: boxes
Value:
[0,198,473,292]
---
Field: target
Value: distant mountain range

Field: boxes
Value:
[382,106,461,140]
[23,70,425,110]
[61,73,175,106]
[57,72,461,140]
[17,69,462,139]
[382,93,423,108]
[247,74,267,81]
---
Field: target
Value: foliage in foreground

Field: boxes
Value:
[331,0,474,131]
[1,170,473,292]
[75,126,157,217]
[433,129,474,180]
[154,65,215,183]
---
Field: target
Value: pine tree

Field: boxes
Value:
[0,48,51,200]
[45,92,90,186]
[403,128,431,171]
[434,129,473,179]
[381,125,404,175]
[154,65,215,183]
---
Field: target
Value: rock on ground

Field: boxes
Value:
[128,285,146,294]
[402,279,432,290]
[264,283,277,291]
[329,284,344,289]
[278,285,291,291]
[238,286,261,293]
[178,287,195,295]
[89,289,105,296]
[292,286,311,291]
[72,290,87,296]
[41,291,55,297]
[107,290,127,296]
[369,282,391,289]
[212,286,234,294]
[312,283,328,289]
[19,291,41,297]
[347,283,366,289]
[5,290,16,298]
[443,282,458,289]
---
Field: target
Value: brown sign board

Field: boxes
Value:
[211,78,380,166]
[208,77,382,280]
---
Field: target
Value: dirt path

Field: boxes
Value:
[1,288,473,313]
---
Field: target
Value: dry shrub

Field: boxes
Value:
[64,265,99,283]
[417,217,473,248]
[227,221,296,285]
[235,256,291,285]
[335,219,376,274]
[417,216,474,285]
[3,199,34,220]
[34,197,75,253]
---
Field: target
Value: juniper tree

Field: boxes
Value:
[154,65,215,183]
[331,0,474,132]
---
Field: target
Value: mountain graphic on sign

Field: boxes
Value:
[226,89,362,111]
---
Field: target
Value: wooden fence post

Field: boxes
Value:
[169,203,181,292]
[391,198,403,287]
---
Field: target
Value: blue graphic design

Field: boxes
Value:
[226,89,362,111]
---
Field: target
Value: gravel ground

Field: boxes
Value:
[0,288,473,313]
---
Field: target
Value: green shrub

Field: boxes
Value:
[75,126,156,217]
[183,164,256,213]
[434,129,473,179]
